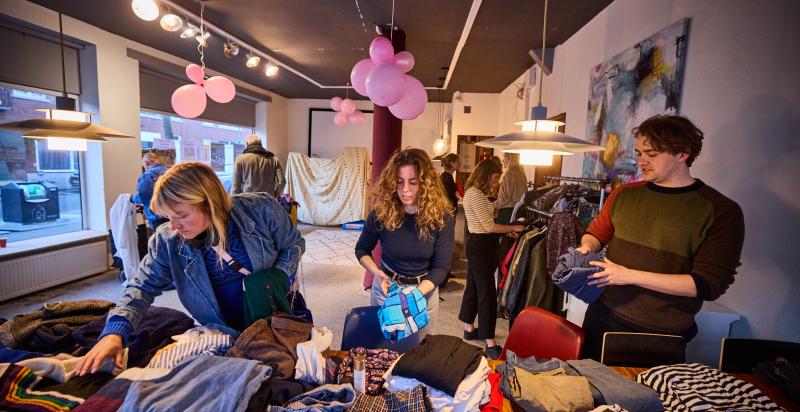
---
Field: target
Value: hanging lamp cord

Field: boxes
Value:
[537,0,548,106]
[58,0,67,98]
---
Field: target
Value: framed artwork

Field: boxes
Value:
[582,19,689,186]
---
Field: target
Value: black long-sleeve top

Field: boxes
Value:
[355,210,455,287]
[440,171,458,212]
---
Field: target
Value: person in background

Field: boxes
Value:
[355,148,455,336]
[132,153,168,231]
[577,115,745,360]
[440,153,461,214]
[75,162,304,375]
[231,135,286,197]
[494,152,527,224]
[460,159,524,359]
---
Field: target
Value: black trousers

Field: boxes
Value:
[458,232,500,339]
[581,301,698,361]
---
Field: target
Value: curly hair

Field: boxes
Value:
[632,115,704,166]
[373,148,452,239]
[465,158,502,195]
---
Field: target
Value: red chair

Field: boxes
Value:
[500,306,584,361]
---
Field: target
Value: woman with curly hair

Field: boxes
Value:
[355,148,455,334]
[460,159,524,359]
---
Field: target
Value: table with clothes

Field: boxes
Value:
[0,299,794,412]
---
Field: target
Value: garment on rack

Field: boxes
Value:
[245,377,318,411]
[499,364,593,412]
[146,325,233,369]
[636,363,782,412]
[552,247,606,304]
[0,299,114,351]
[384,356,491,412]
[499,229,544,312]
[266,384,356,412]
[480,372,503,412]
[110,193,140,282]
[73,306,195,367]
[498,238,519,289]
[120,355,272,412]
[352,384,433,412]
[391,335,483,397]
[226,315,313,379]
[336,347,400,395]
[294,327,333,385]
[546,212,585,276]
[566,359,663,412]
[505,233,560,316]
[18,351,126,383]
[577,199,600,230]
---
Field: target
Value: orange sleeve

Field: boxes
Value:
[586,186,622,244]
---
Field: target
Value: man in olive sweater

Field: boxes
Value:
[577,115,745,360]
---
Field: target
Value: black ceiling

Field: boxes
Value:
[26,0,612,101]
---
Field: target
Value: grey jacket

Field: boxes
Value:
[108,193,304,333]
[231,143,286,196]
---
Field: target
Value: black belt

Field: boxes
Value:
[382,265,427,285]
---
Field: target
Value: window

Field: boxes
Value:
[139,110,253,192]
[0,85,84,243]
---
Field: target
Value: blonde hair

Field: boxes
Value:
[466,158,502,195]
[151,162,232,255]
[373,148,452,239]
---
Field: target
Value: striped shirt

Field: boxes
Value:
[463,186,495,234]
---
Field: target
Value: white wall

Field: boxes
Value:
[450,93,501,151]
[288,99,451,159]
[493,0,800,341]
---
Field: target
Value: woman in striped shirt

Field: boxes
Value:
[459,159,524,359]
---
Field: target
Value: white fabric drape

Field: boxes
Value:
[285,147,369,225]
[109,193,140,282]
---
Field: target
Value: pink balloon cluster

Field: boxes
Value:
[350,37,428,120]
[329,96,366,126]
[171,64,237,118]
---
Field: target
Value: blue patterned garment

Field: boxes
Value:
[378,284,429,341]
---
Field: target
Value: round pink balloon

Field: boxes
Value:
[393,51,415,73]
[333,111,349,127]
[330,96,342,111]
[171,84,207,118]
[204,76,236,103]
[185,64,204,85]
[369,36,394,65]
[366,64,405,107]
[340,98,357,115]
[350,58,375,97]
[389,75,428,120]
[348,111,366,125]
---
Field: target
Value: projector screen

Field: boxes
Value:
[308,108,373,159]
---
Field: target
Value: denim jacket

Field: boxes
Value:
[132,163,167,228]
[108,193,305,333]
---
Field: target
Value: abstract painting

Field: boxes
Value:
[582,19,688,186]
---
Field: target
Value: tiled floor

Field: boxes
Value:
[301,229,362,266]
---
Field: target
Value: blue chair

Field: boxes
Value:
[340,306,422,352]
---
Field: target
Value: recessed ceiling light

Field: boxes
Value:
[246,53,261,68]
[265,62,279,77]
[131,0,159,21]
[159,13,183,32]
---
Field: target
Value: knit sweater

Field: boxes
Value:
[586,179,744,333]
[494,164,527,210]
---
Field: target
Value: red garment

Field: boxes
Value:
[498,238,518,289]
[456,182,465,198]
[480,371,503,412]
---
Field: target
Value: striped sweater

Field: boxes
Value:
[586,180,744,333]
[463,186,496,234]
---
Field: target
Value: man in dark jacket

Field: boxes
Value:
[231,135,286,196]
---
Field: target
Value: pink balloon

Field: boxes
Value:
[348,111,366,125]
[366,64,405,107]
[350,58,375,97]
[389,75,428,120]
[330,96,342,111]
[185,64,204,85]
[393,51,415,73]
[333,111,349,127]
[369,36,394,65]
[340,99,357,115]
[171,84,207,118]
[204,76,236,103]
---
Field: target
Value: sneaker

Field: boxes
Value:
[463,329,479,340]
[485,345,502,360]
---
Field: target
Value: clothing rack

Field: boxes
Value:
[527,206,553,220]
[544,175,607,209]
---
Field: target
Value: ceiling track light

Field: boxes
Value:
[245,52,261,69]
[224,40,240,58]
[264,62,279,77]
[195,31,211,47]
[179,23,200,39]
[132,0,159,21]
[160,12,183,32]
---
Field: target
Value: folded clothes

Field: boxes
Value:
[74,368,171,412]
[0,347,45,363]
[268,383,356,412]
[480,372,503,412]
[551,247,605,304]
[336,347,400,395]
[392,335,483,397]
[351,384,433,412]
[246,377,318,411]
[505,350,565,375]
[294,327,333,385]
[226,315,313,378]
[567,359,663,412]
[0,362,115,412]
[500,364,593,412]
[146,326,232,369]
[18,351,127,383]
[379,283,429,341]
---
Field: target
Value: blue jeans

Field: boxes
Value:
[370,276,439,338]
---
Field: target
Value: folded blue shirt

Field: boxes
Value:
[551,247,606,304]
[378,283,429,341]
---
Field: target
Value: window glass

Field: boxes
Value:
[0,86,84,243]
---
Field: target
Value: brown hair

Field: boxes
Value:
[151,162,232,257]
[441,153,459,170]
[373,148,452,239]
[466,158,502,195]
[632,115,704,166]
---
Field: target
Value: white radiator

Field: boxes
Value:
[0,240,108,302]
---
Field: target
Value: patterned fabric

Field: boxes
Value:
[269,384,355,411]
[546,211,585,276]
[378,283,429,341]
[0,363,84,411]
[146,327,233,369]
[636,363,783,411]
[352,384,433,412]
[336,348,400,395]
